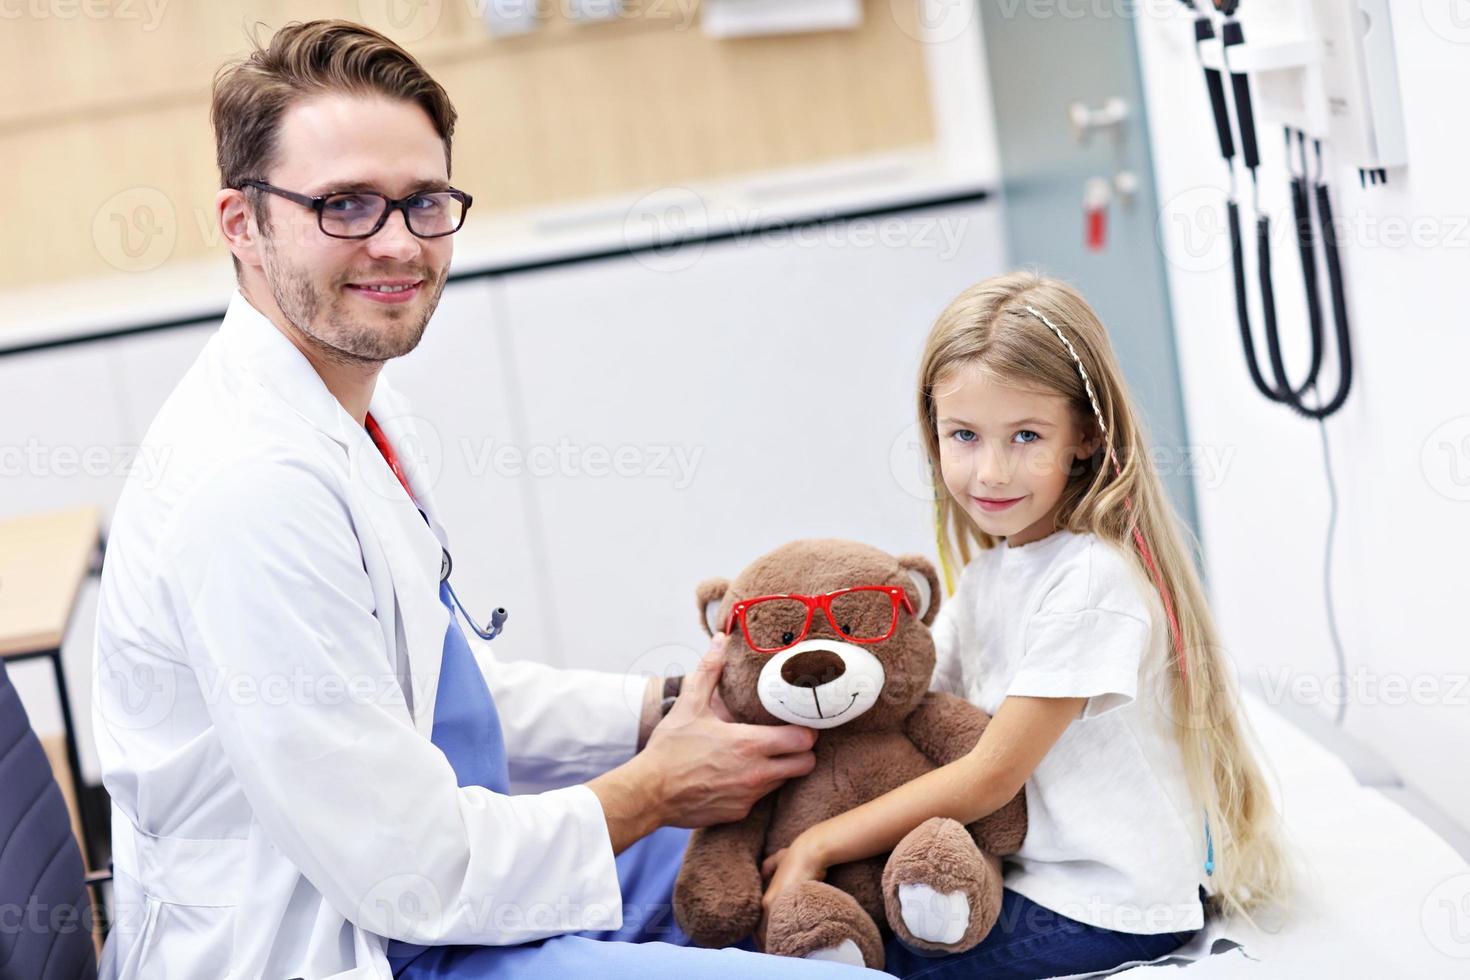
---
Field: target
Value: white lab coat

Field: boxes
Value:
[93,289,649,978]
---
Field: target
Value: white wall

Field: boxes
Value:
[1134,5,1470,824]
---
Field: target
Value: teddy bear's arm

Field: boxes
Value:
[903,691,1027,856]
[671,793,777,948]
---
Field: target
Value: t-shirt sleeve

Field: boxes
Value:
[928,597,965,697]
[1007,607,1149,720]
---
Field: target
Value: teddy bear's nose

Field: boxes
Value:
[781,648,846,688]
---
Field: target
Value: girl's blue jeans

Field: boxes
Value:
[880,880,1204,979]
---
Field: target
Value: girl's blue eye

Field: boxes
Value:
[951,429,977,443]
[1015,430,1040,444]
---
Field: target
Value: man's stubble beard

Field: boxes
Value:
[260,235,447,367]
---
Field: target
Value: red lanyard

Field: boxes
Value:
[364,413,414,501]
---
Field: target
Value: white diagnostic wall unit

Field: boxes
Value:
[1310,0,1407,171]
[1202,0,1408,174]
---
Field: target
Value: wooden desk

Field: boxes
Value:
[0,505,104,870]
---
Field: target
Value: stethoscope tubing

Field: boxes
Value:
[440,546,508,641]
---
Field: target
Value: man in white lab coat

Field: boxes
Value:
[92,18,888,980]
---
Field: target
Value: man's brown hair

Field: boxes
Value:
[211,19,459,275]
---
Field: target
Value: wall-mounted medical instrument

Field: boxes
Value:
[1173,0,1405,420]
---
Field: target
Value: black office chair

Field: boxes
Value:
[0,655,100,979]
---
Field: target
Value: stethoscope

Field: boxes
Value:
[439,547,509,641]
[366,410,510,642]
[1177,0,1354,420]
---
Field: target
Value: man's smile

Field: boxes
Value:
[344,279,424,304]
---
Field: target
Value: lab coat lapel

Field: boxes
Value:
[217,290,447,736]
[361,378,452,735]
[217,290,352,449]
[366,378,450,546]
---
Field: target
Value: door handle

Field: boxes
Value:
[1068,96,1129,144]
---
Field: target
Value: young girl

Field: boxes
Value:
[761,271,1294,978]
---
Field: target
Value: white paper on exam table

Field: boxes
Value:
[1043,688,1470,978]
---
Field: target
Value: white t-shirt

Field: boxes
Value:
[930,528,1207,935]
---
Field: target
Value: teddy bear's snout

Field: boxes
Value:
[757,638,886,729]
[780,648,847,689]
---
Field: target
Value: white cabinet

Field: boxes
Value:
[3,198,1007,745]
[460,201,1007,672]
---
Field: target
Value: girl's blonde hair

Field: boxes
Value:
[918,269,1295,923]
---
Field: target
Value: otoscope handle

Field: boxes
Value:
[1192,17,1235,162]
[1221,19,1260,170]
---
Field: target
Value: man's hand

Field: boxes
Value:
[588,634,816,854]
[634,659,737,750]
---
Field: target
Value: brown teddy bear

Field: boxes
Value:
[671,539,1027,971]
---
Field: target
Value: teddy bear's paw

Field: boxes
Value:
[803,938,865,967]
[883,816,1004,952]
[765,880,885,971]
[897,882,971,945]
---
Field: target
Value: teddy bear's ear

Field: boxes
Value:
[896,554,941,626]
[695,577,731,637]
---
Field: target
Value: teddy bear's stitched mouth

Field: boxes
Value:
[777,691,860,722]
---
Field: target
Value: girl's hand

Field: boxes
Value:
[760,833,829,923]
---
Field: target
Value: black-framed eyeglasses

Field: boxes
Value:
[241,179,473,240]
